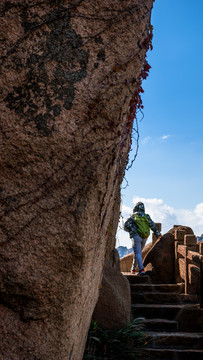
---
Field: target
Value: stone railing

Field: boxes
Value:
[174,228,203,307]
[152,223,162,245]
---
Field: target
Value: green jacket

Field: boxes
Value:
[124,210,161,239]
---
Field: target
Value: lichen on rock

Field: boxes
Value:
[0,1,154,359]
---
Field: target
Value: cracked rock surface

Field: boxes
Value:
[0,1,154,359]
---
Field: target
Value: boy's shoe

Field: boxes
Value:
[131,269,136,274]
[138,269,145,276]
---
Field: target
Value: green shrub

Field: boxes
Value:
[83,318,146,360]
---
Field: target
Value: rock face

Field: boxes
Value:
[92,262,131,329]
[0,1,154,359]
[144,233,175,283]
[92,189,131,330]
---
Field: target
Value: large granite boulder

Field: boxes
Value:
[0,1,154,359]
[92,263,131,329]
[144,233,175,283]
[92,191,131,329]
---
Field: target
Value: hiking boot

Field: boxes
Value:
[138,269,145,276]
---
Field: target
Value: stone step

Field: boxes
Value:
[141,348,203,360]
[180,294,199,303]
[131,292,198,304]
[125,274,152,284]
[143,331,203,350]
[132,303,186,320]
[142,319,179,332]
[130,283,184,293]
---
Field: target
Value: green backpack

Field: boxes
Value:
[134,214,150,239]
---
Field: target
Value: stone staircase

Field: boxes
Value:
[125,274,203,360]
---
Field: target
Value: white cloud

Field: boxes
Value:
[177,203,203,234]
[161,135,170,140]
[116,197,203,248]
[142,136,151,144]
[121,204,132,216]
[194,203,203,220]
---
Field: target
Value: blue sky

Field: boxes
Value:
[117,0,203,248]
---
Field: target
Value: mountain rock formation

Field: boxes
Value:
[117,245,133,258]
[0,1,154,359]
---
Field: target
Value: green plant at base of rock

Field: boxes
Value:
[83,318,145,359]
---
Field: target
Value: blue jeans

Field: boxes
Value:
[132,234,147,271]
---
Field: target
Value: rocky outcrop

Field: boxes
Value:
[0,1,154,359]
[144,233,175,283]
[92,263,131,329]
[143,226,196,284]
[117,245,133,258]
[92,188,131,329]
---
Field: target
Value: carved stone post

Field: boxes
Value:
[200,256,203,308]
[199,242,203,256]
[152,223,162,245]
[174,229,185,284]
[184,235,197,294]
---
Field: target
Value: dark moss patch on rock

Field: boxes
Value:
[4,11,89,136]
[97,49,105,62]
